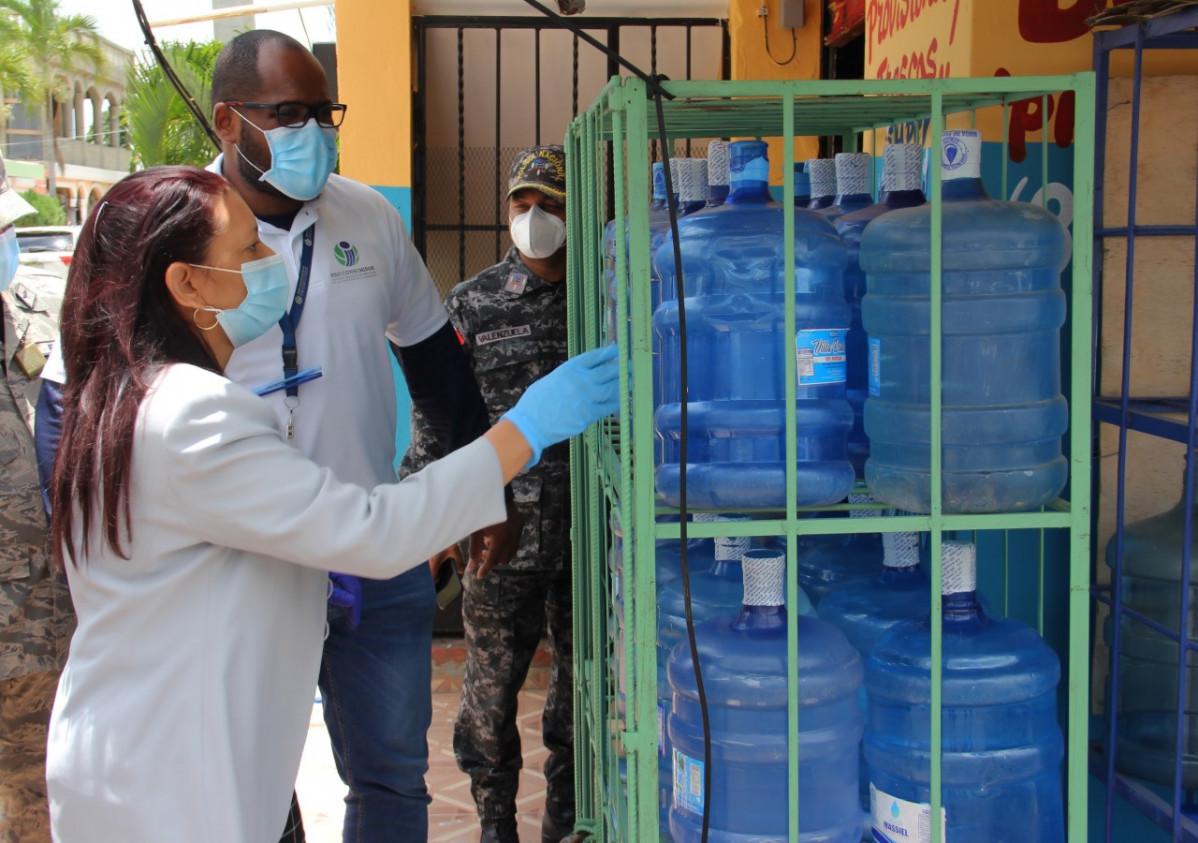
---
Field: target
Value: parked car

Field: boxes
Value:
[16,225,81,279]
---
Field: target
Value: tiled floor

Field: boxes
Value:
[296,637,554,843]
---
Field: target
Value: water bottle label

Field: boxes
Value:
[868,338,882,396]
[796,328,847,385]
[673,748,705,814]
[870,783,947,842]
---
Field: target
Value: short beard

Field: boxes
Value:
[235,130,292,203]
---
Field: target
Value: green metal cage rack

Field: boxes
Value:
[565,74,1095,843]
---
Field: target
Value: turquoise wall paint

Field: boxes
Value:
[372,184,413,234]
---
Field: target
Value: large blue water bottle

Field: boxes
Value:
[860,129,1070,513]
[819,529,929,817]
[835,144,926,479]
[1104,461,1198,787]
[707,141,730,207]
[604,162,670,344]
[653,140,854,509]
[806,157,836,210]
[793,162,812,208]
[865,541,1065,842]
[819,152,874,224]
[797,493,885,608]
[668,548,864,841]
[655,516,757,837]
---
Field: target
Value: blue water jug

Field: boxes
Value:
[604,161,670,344]
[1104,462,1198,788]
[707,140,730,207]
[668,548,863,841]
[797,493,886,608]
[819,529,929,817]
[793,162,812,208]
[865,541,1065,842]
[818,152,874,225]
[860,129,1069,514]
[834,144,926,479]
[805,157,836,211]
[653,140,855,509]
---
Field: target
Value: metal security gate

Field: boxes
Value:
[412,15,728,297]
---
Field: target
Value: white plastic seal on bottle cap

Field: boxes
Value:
[940,129,982,181]
[707,141,730,187]
[681,159,708,204]
[741,548,786,607]
[807,158,836,199]
[940,540,978,595]
[882,531,921,569]
[883,143,923,193]
[834,152,871,196]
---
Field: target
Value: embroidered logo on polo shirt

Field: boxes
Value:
[334,240,360,267]
[476,325,532,346]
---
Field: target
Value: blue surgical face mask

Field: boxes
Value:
[190,254,290,347]
[0,226,19,293]
[235,110,339,201]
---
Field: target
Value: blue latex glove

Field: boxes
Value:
[502,344,620,467]
[327,572,363,631]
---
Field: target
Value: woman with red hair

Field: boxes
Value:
[44,166,615,842]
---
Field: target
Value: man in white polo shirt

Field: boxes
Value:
[206,30,517,842]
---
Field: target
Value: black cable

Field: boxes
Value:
[763,11,798,66]
[131,0,222,151]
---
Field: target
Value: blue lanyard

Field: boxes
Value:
[278,223,317,399]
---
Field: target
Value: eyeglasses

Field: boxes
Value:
[225,101,347,129]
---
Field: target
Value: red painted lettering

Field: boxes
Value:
[1018,0,1109,44]
[995,68,1076,162]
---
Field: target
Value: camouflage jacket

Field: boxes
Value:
[401,248,570,571]
[0,265,74,680]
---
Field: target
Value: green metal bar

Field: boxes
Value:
[783,94,800,843]
[1066,71,1096,843]
[929,90,945,843]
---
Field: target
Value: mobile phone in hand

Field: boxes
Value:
[434,562,462,609]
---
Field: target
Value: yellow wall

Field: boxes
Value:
[333,0,413,190]
[728,0,824,181]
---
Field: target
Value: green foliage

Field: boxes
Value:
[14,188,65,226]
[124,41,221,169]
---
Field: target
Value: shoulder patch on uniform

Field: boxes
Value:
[476,325,532,346]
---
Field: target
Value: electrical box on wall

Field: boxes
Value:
[779,0,805,28]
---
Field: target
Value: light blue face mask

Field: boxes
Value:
[191,253,291,347]
[234,110,339,201]
[0,226,20,293]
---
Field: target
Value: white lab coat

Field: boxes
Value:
[46,363,506,842]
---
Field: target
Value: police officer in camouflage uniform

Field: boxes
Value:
[0,153,74,842]
[402,146,573,843]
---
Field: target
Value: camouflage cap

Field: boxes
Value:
[506,145,566,202]
[0,152,35,229]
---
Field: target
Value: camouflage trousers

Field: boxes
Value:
[0,669,59,843]
[454,568,574,824]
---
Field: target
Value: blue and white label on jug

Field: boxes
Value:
[797,328,847,386]
[868,338,882,396]
[673,749,705,814]
[731,155,769,184]
[870,783,946,842]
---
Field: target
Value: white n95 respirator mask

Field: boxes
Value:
[509,204,566,260]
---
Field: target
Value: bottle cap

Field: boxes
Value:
[651,162,666,201]
[707,141,730,187]
[741,548,786,607]
[697,513,751,561]
[729,140,769,188]
[849,492,874,518]
[940,129,982,181]
[941,541,977,595]
[793,162,811,196]
[806,158,836,199]
[883,531,921,569]
[883,143,923,192]
[680,159,708,204]
[668,158,684,195]
[834,152,871,196]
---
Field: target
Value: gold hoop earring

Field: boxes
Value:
[192,308,220,332]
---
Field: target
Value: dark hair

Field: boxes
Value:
[50,166,228,565]
[212,29,308,105]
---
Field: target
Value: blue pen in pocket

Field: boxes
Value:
[253,366,323,397]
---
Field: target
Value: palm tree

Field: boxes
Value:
[0,41,36,126]
[0,0,102,204]
[124,40,221,169]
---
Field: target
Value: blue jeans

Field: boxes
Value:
[319,565,436,842]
